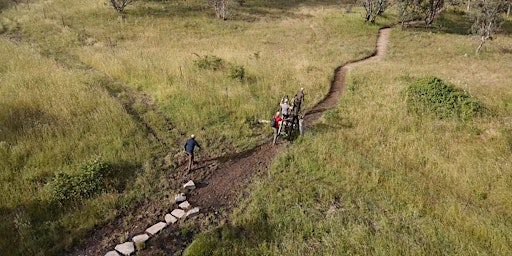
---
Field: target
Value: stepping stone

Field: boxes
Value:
[183,180,196,190]
[132,234,149,244]
[174,193,186,203]
[105,251,121,256]
[114,242,135,256]
[165,213,178,224]
[178,201,191,210]
[145,222,167,236]
[132,234,149,250]
[171,208,186,219]
[186,207,200,217]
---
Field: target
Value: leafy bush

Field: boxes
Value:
[404,76,487,120]
[50,157,112,207]
[193,54,224,70]
[228,64,245,80]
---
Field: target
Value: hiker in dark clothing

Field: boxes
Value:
[293,87,305,112]
[184,134,201,172]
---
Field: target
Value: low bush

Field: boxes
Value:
[50,157,112,207]
[228,64,245,80]
[193,54,224,70]
[404,76,487,120]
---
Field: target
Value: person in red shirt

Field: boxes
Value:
[272,111,283,145]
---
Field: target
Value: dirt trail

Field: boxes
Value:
[305,27,390,121]
[192,27,390,215]
[72,27,391,255]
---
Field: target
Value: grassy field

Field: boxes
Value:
[2,0,511,255]
[0,0,383,255]
[185,7,512,256]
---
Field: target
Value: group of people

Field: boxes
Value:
[271,88,305,144]
[182,88,305,172]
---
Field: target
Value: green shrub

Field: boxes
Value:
[404,76,487,120]
[50,157,112,207]
[193,54,224,71]
[228,64,245,80]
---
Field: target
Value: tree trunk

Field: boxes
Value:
[467,0,471,12]
[507,2,511,17]
[476,35,486,54]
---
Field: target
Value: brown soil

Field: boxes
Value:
[70,28,390,256]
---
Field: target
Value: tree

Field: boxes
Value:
[207,0,229,20]
[361,0,389,23]
[470,0,507,54]
[110,0,135,12]
[395,0,446,26]
[396,0,420,28]
[422,0,444,25]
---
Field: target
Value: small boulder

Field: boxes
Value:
[183,180,196,190]
[114,242,135,256]
[132,234,149,243]
[174,193,186,203]
[171,208,186,219]
[186,207,200,218]
[178,201,191,210]
[132,234,149,250]
[105,251,121,256]
[165,213,178,224]
[145,222,167,236]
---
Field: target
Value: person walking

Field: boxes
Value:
[298,113,305,136]
[280,96,291,119]
[184,134,201,172]
[272,111,283,145]
[293,87,305,112]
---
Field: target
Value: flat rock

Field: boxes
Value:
[183,180,196,190]
[178,201,191,210]
[145,222,167,236]
[114,242,135,256]
[186,207,200,217]
[165,213,178,224]
[105,251,121,256]
[171,208,186,219]
[132,234,149,244]
[174,193,186,203]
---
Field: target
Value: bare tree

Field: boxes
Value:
[470,0,507,54]
[207,0,229,20]
[396,0,420,28]
[423,0,444,25]
[361,0,389,23]
[110,0,135,12]
[396,0,445,26]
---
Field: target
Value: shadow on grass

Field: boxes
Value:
[436,10,473,35]
[185,210,276,255]
[0,159,141,255]
[0,103,58,143]
[404,9,512,38]
[0,0,17,13]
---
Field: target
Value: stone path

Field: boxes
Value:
[104,180,199,256]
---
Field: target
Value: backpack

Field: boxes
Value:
[270,116,276,127]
